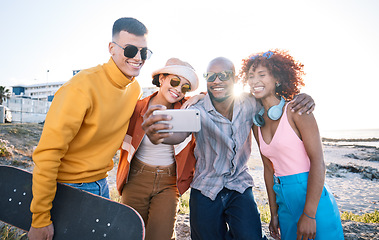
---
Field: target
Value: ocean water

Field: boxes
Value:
[320,128,379,139]
[320,129,379,148]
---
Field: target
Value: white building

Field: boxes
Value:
[12,82,157,101]
[142,86,158,98]
[6,82,157,123]
[12,81,66,101]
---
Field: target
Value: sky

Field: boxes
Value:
[1,0,378,131]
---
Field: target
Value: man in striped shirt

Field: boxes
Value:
[142,57,314,240]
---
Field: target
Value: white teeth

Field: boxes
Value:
[170,90,179,98]
[129,62,140,67]
[254,87,264,92]
[213,88,224,91]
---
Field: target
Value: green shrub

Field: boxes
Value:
[0,223,27,240]
[340,210,379,223]
[0,139,12,157]
[178,191,190,214]
[259,204,271,223]
[258,205,379,224]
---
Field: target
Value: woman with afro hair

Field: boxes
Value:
[240,50,344,240]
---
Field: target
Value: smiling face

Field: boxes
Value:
[109,30,148,79]
[206,59,235,103]
[247,65,277,100]
[159,74,190,104]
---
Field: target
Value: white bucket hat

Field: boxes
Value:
[152,58,199,91]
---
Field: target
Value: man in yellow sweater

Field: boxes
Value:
[28,17,151,240]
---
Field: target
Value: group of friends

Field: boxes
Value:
[28,17,344,240]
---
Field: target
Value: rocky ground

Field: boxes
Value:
[1,123,378,239]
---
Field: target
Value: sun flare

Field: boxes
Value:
[234,82,249,96]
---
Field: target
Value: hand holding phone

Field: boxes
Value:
[153,109,201,132]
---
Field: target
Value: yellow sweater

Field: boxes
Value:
[30,58,141,228]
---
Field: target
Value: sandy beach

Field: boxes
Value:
[0,123,378,239]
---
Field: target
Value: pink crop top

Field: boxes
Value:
[258,103,310,176]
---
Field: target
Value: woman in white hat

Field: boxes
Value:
[116,58,200,240]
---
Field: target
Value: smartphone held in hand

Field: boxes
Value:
[153,109,201,132]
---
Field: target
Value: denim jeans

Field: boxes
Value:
[190,187,267,240]
[64,177,110,199]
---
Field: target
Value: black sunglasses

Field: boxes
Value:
[112,41,152,60]
[170,77,191,94]
[203,70,234,82]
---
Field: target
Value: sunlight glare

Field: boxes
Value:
[234,82,249,96]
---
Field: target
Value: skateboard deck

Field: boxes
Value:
[0,166,145,239]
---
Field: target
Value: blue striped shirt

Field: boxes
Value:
[190,93,260,200]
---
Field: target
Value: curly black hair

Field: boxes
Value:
[239,49,305,100]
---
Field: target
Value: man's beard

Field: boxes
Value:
[208,90,233,103]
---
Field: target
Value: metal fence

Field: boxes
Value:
[3,98,51,123]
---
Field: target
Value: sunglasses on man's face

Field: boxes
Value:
[170,77,191,94]
[203,70,234,82]
[112,42,153,60]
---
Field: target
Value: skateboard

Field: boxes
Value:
[0,166,145,239]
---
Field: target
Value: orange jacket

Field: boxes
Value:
[116,92,196,195]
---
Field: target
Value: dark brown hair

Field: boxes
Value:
[152,73,169,87]
[112,17,148,38]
